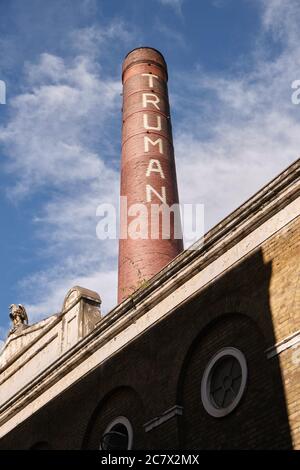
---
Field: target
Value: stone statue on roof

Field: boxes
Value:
[9,304,28,335]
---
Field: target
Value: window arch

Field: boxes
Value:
[100,416,133,450]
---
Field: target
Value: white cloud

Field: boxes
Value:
[261,0,300,45]
[172,0,300,236]
[1,51,121,198]
[157,0,184,16]
[25,269,117,322]
[154,20,186,48]
[1,2,300,323]
[0,22,133,320]
[0,326,9,348]
[69,22,135,59]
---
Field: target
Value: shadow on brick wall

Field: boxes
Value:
[176,248,293,449]
[0,247,294,449]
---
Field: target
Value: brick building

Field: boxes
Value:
[0,49,299,450]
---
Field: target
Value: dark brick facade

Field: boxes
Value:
[0,215,298,450]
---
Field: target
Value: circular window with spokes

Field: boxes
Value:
[100,417,133,450]
[201,347,247,418]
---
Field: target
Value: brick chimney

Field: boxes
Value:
[118,47,183,302]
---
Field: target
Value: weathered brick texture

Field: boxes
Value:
[0,217,298,449]
[118,48,183,303]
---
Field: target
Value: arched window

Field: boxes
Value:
[100,417,133,450]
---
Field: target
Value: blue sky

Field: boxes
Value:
[0,0,299,343]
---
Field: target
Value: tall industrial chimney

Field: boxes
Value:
[118,47,183,302]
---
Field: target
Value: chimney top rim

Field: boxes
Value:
[122,47,168,82]
[124,46,166,62]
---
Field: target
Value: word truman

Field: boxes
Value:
[142,73,167,205]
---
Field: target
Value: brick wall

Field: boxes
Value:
[0,216,298,449]
[179,314,290,449]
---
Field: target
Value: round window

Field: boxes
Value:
[201,347,247,418]
[100,417,133,450]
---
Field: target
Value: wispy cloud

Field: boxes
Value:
[173,0,300,232]
[0,21,135,320]
[261,0,300,44]
[157,0,185,16]
[1,1,299,326]
[23,268,117,322]
[0,326,8,350]
[1,51,120,198]
[154,20,186,48]
[69,22,135,60]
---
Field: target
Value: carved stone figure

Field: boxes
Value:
[9,304,28,334]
